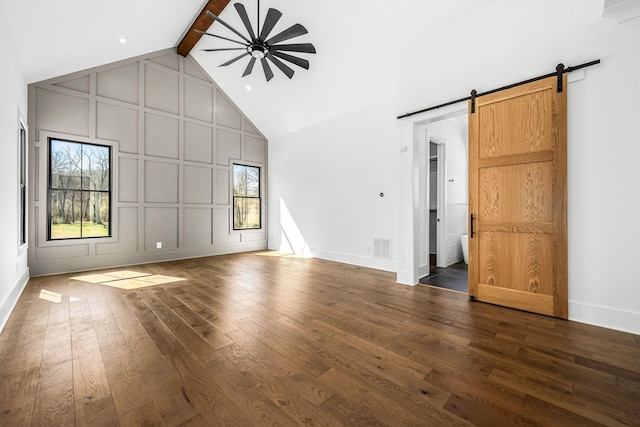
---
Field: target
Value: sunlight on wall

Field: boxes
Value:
[280,198,312,257]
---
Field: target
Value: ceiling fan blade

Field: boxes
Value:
[259,8,282,41]
[272,51,309,70]
[234,3,256,40]
[195,29,247,46]
[202,47,246,52]
[206,10,251,44]
[243,57,257,77]
[220,52,250,67]
[265,24,308,45]
[260,58,274,81]
[267,54,294,79]
[272,43,316,54]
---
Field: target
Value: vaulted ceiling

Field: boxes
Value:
[3,0,629,139]
[2,0,495,139]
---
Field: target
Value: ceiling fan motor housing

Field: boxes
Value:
[248,42,269,59]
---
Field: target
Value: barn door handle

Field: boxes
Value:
[470,214,475,238]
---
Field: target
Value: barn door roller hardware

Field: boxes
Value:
[470,89,477,114]
[556,63,565,92]
[398,59,600,119]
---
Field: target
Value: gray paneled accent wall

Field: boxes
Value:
[28,49,267,275]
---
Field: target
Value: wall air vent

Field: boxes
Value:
[373,238,392,260]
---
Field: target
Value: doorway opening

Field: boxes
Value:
[429,141,439,269]
[397,101,468,288]
[418,115,469,293]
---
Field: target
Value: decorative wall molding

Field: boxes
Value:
[603,0,640,24]
[28,49,268,276]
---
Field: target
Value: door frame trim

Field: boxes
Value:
[397,103,466,286]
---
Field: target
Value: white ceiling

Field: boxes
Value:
[1,0,493,139]
[2,0,204,83]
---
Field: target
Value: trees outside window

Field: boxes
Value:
[48,138,111,240]
[233,164,261,230]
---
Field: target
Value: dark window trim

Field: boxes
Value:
[19,123,26,246]
[232,163,261,231]
[47,137,113,241]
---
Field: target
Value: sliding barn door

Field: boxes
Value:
[468,75,568,319]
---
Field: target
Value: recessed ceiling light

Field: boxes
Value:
[245,85,251,91]
[119,37,128,44]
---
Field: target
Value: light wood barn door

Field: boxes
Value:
[468,75,568,319]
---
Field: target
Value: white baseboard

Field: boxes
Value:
[309,249,398,273]
[396,269,417,286]
[0,269,30,333]
[569,300,640,335]
[29,242,268,276]
[418,264,430,278]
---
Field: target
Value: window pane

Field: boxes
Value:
[50,190,82,239]
[20,187,26,245]
[50,140,82,189]
[233,164,247,196]
[83,144,110,191]
[234,197,260,229]
[20,127,26,185]
[81,192,110,237]
[19,126,26,245]
[49,139,112,240]
[233,164,260,197]
[246,166,259,197]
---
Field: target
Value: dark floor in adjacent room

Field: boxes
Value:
[420,261,468,293]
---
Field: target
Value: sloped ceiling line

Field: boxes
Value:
[178,0,231,56]
[602,0,640,23]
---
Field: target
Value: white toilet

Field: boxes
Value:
[460,234,469,264]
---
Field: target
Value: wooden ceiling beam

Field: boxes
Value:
[177,0,232,57]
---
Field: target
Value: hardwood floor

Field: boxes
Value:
[1,251,638,426]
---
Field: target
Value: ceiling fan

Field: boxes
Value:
[197,1,316,81]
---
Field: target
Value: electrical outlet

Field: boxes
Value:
[156,242,162,249]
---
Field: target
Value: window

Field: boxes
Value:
[18,123,26,246]
[48,138,111,240]
[233,164,261,230]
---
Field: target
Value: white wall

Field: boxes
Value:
[0,4,29,331]
[268,101,398,271]
[270,0,640,334]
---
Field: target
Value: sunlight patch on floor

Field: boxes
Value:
[71,270,185,290]
[100,275,186,290]
[255,250,312,259]
[39,289,62,303]
[39,289,83,303]
[71,270,151,283]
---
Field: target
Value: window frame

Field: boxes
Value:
[46,137,113,241]
[18,118,27,251]
[232,163,262,231]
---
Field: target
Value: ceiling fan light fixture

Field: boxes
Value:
[248,44,268,59]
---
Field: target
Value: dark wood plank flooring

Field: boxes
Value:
[1,252,638,426]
